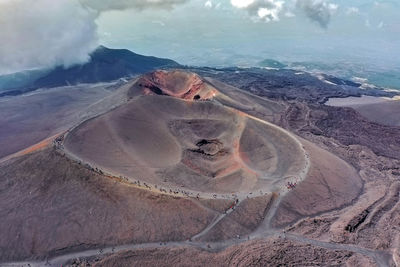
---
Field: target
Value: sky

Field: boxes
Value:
[0,0,399,76]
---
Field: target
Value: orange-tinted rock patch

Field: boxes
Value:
[133,70,217,100]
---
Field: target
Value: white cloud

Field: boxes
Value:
[0,0,98,75]
[0,0,189,75]
[230,0,338,26]
[205,0,213,8]
[231,0,284,22]
[231,0,255,9]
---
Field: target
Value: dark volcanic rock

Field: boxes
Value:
[195,139,224,156]
[34,46,180,88]
[310,105,400,160]
[189,67,396,103]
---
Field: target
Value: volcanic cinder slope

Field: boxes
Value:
[63,70,354,200]
[0,82,125,160]
[1,69,394,267]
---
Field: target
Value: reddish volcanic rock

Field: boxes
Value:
[130,70,217,100]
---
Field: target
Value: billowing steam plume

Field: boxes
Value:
[0,0,188,75]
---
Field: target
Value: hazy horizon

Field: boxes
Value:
[1,0,399,87]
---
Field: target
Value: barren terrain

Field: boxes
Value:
[1,69,399,267]
[326,96,400,127]
[63,71,314,197]
[0,81,130,160]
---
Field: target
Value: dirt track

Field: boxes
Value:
[2,203,390,267]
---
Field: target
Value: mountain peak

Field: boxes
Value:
[33,46,180,89]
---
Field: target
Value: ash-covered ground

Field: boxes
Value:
[0,68,399,267]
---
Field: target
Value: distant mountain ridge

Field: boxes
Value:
[0,46,180,97]
[33,46,180,88]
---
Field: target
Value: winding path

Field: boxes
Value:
[1,203,392,267]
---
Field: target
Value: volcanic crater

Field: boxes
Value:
[63,70,354,197]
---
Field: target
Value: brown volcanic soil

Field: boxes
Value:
[272,138,362,227]
[64,92,306,194]
[0,148,229,261]
[129,70,217,100]
[196,195,275,242]
[0,83,121,160]
[86,238,371,267]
